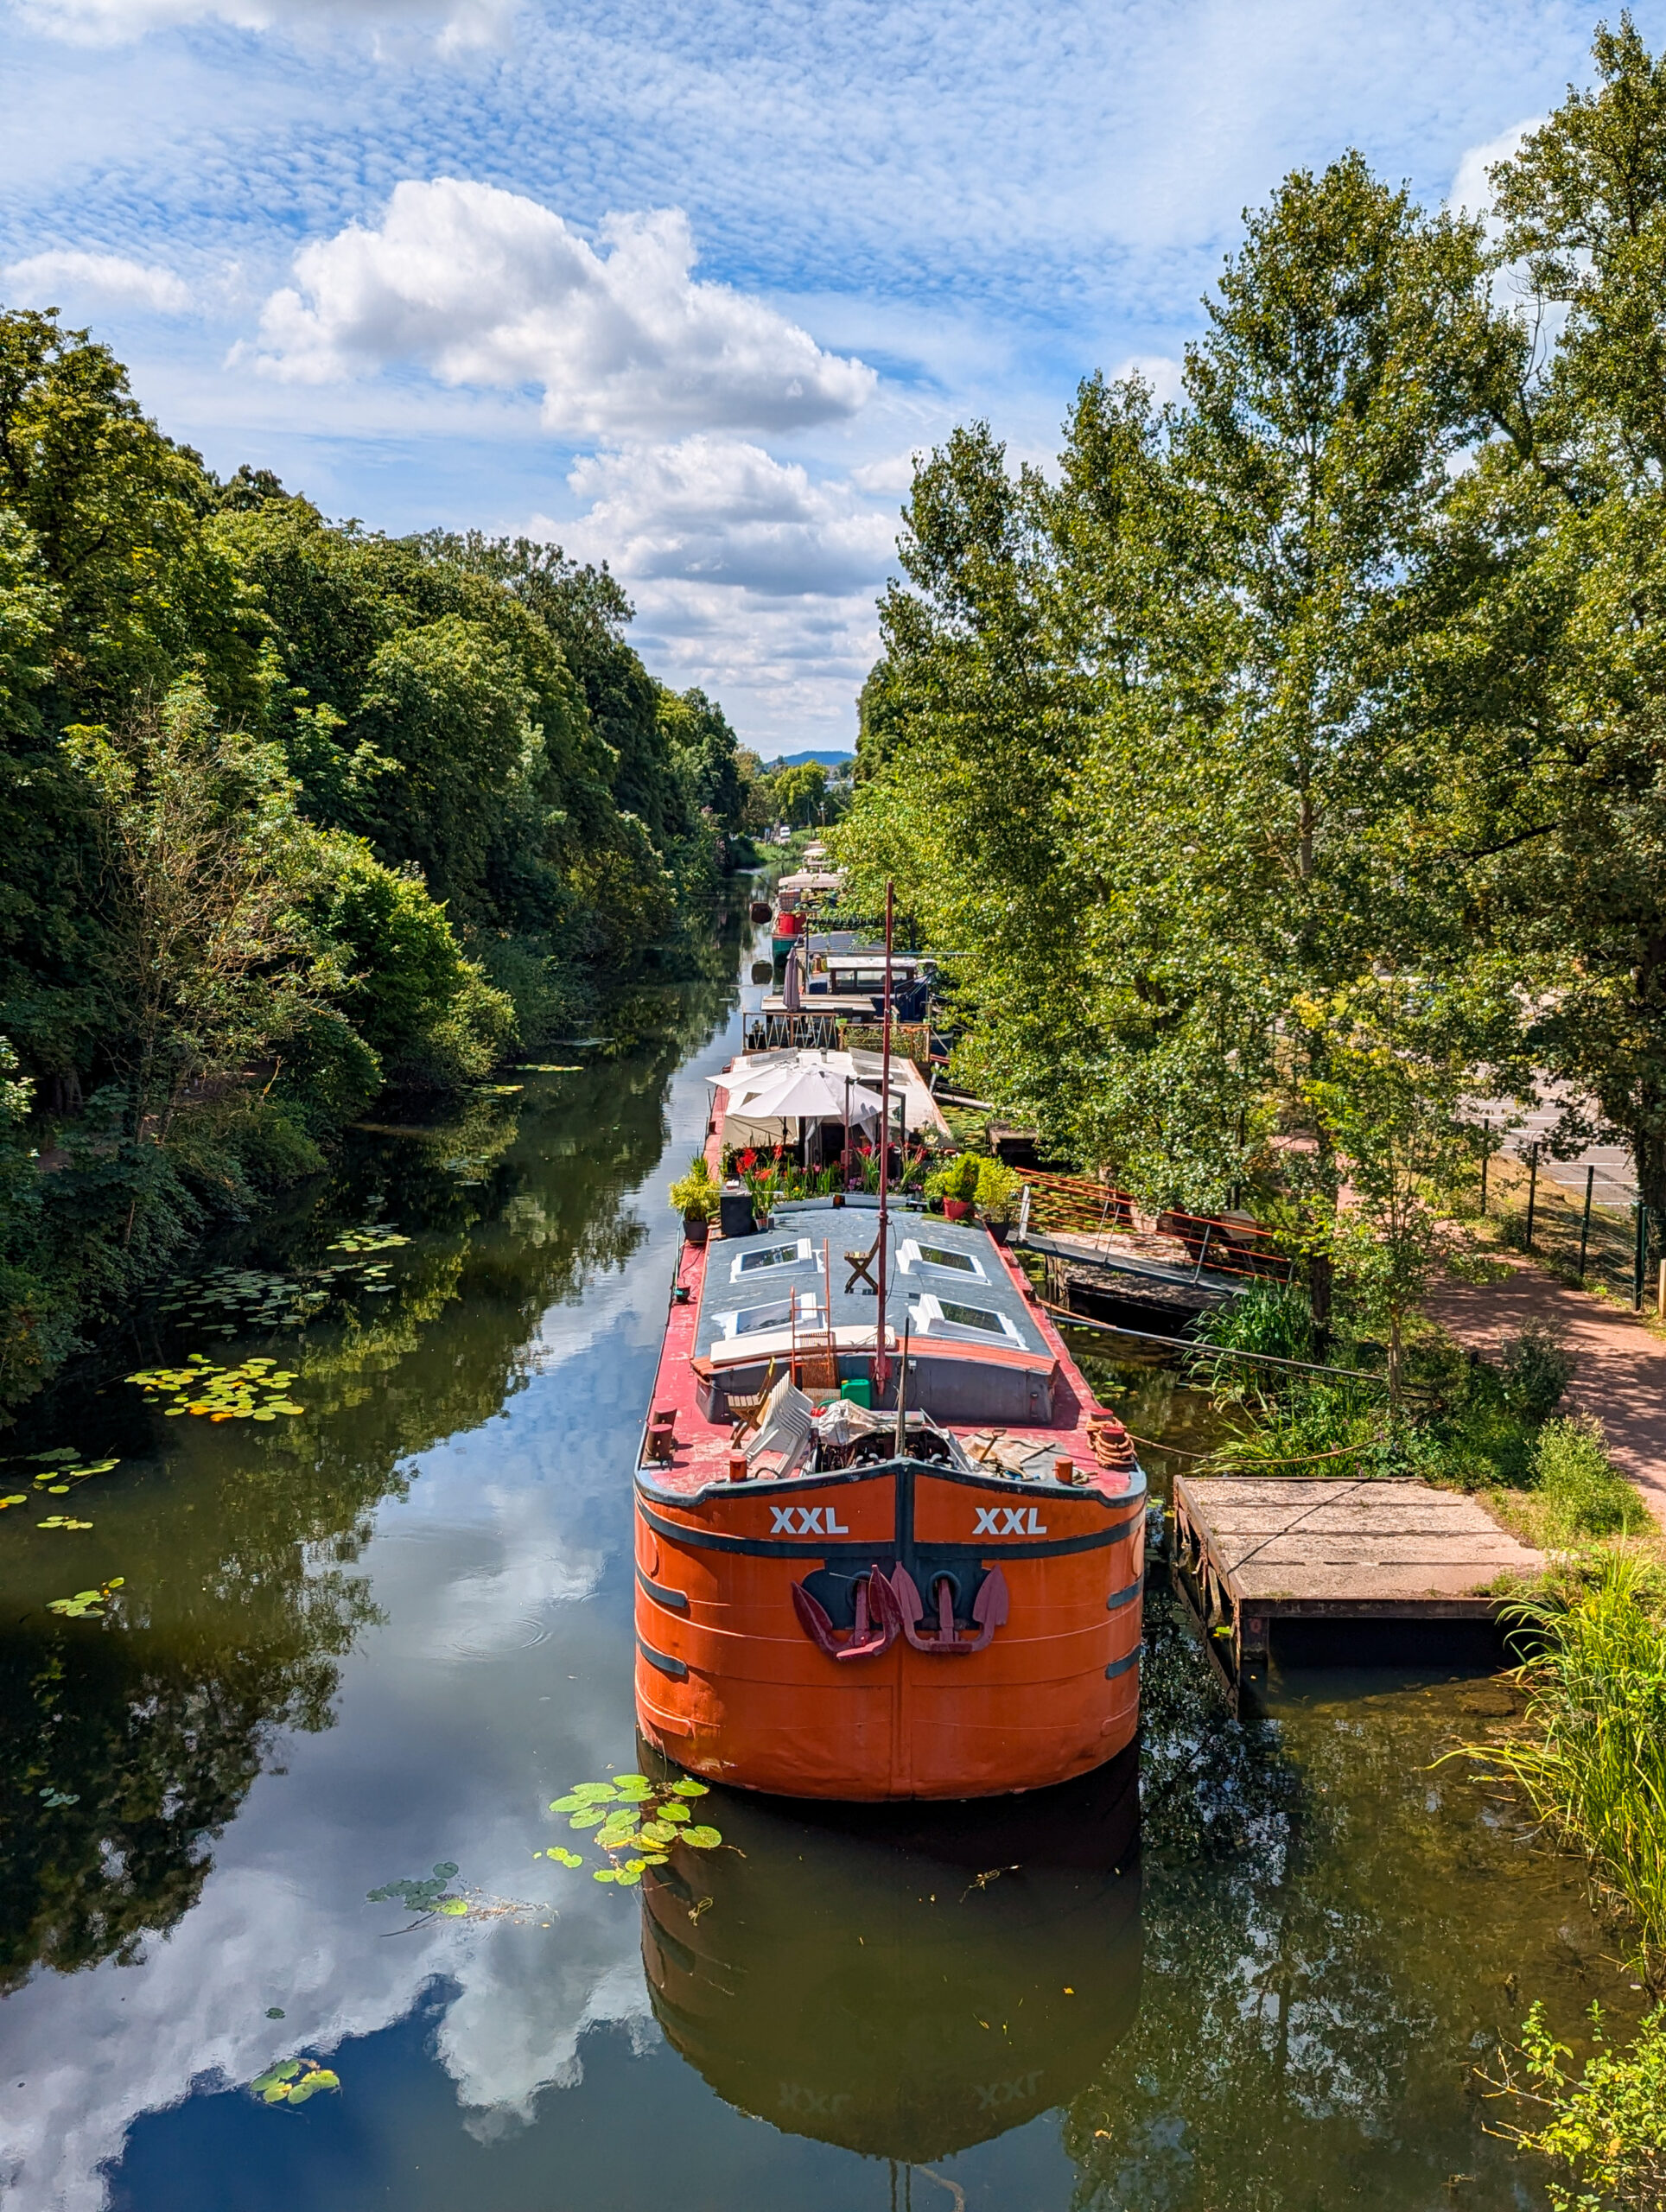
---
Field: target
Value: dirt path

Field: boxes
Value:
[1424,1260,1666,1528]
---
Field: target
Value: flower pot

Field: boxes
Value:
[684,1212,710,1245]
[986,1217,1011,1245]
[833,1191,845,1207]
[943,1198,974,1222]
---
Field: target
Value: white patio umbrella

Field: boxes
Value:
[728,1058,883,1127]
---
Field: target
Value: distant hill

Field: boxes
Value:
[763,748,855,769]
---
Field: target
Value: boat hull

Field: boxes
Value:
[634,1456,1144,1800]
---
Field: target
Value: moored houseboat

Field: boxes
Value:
[635,1024,1145,1802]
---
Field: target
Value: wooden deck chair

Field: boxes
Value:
[843,1236,881,1294]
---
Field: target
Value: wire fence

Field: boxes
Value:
[1478,1146,1647,1306]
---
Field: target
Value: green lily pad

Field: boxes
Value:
[436,1899,467,1916]
[670,1778,710,1797]
[549,1794,588,1813]
[682,1826,723,1849]
[568,1809,606,1829]
[568,1783,618,1802]
[658,1800,690,1824]
[639,1821,677,1846]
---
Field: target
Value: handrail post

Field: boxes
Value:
[1524,1142,1539,1251]
[1579,1164,1594,1282]
[1192,1222,1213,1283]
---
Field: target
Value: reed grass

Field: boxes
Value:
[1483,1556,1666,1972]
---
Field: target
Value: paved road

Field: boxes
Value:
[1468,1083,1638,1209]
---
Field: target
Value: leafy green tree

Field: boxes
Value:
[658,683,749,830]
[65,681,334,1141]
[841,162,1516,1305]
[324,848,514,1088]
[1425,17,1666,1254]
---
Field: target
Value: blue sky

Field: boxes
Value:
[0,0,1653,751]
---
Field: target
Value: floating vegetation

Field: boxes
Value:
[48,1577,124,1619]
[36,1516,92,1530]
[147,1229,415,1344]
[366,1862,467,1921]
[251,2059,340,2107]
[513,1064,582,1073]
[156,1263,329,1334]
[544,1771,721,1886]
[38,1786,79,1808]
[126,1356,305,1421]
[0,1445,122,1504]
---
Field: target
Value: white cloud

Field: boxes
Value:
[553,435,896,747]
[14,0,509,49]
[249,180,876,439]
[849,450,919,496]
[1450,118,1541,224]
[3,248,189,312]
[567,436,895,598]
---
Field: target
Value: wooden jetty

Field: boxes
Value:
[1172,1476,1546,1701]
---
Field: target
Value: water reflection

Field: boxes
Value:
[0,939,741,2008]
[642,1751,1142,2162]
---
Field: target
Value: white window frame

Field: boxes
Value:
[729,1236,814,1284]
[898,1236,989,1284]
[906,1292,1022,1344]
[718,1290,822,1340]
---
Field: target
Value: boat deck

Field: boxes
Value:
[642,1222,1135,1505]
[1173,1475,1546,1699]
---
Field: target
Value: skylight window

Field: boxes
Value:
[730,1238,812,1282]
[717,1292,821,1339]
[899,1237,987,1282]
[908,1293,1023,1345]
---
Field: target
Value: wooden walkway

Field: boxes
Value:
[1172,1476,1546,1698]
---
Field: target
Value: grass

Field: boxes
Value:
[1490,1418,1654,1553]
[1478,1555,1666,1971]
[1468,1558,1666,2207]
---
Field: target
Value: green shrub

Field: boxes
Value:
[925,1154,980,1205]
[974,1156,1022,1223]
[1501,1321,1576,1422]
[1495,1999,1666,2211]
[669,1154,719,1217]
[1530,1417,1647,1543]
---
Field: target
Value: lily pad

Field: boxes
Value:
[568,1809,607,1830]
[658,1801,690,1824]
[681,1826,723,1849]
[670,1778,710,1797]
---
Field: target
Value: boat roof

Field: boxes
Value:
[778,869,843,893]
[694,1204,1048,1370]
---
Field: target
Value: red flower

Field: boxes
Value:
[739,1147,757,1172]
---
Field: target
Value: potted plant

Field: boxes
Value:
[975,1157,1023,1243]
[670,1154,721,1244]
[925,1154,982,1221]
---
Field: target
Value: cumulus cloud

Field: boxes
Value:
[249,180,875,439]
[556,435,895,744]
[567,436,894,598]
[14,0,509,49]
[3,248,189,312]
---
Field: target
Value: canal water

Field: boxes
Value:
[0,926,1642,2211]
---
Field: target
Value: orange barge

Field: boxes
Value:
[634,1079,1145,1801]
